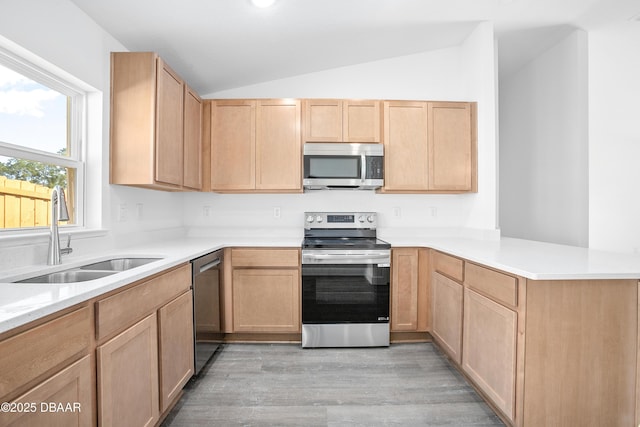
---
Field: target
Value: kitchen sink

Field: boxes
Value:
[78,257,161,272]
[13,257,163,284]
[16,270,117,284]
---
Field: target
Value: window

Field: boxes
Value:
[0,49,85,230]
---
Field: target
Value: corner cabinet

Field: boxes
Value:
[110,52,202,191]
[303,99,381,143]
[209,99,302,192]
[382,101,477,193]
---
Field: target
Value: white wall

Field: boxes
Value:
[0,0,185,269]
[0,3,499,270]
[588,22,640,253]
[187,22,499,238]
[499,29,589,247]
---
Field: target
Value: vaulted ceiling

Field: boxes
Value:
[70,0,639,95]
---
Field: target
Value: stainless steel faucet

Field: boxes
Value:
[47,185,73,265]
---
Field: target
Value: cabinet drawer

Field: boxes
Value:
[96,264,191,341]
[232,248,299,268]
[433,251,464,282]
[465,263,518,307]
[0,306,91,400]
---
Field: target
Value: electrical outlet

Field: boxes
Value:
[203,206,211,217]
[136,203,143,220]
[273,207,281,218]
[118,204,127,222]
[428,207,437,217]
[393,207,401,218]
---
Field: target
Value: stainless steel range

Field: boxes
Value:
[301,212,391,348]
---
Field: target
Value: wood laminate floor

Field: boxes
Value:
[162,342,505,426]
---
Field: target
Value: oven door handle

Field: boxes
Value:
[302,253,390,264]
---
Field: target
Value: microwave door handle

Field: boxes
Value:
[361,154,366,183]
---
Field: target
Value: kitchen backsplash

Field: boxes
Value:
[182,191,497,234]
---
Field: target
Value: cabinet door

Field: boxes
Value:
[0,356,93,427]
[158,290,195,412]
[210,100,256,190]
[383,101,429,191]
[428,102,475,191]
[303,99,342,142]
[391,248,419,331]
[463,288,517,422]
[155,58,184,187]
[183,84,202,190]
[431,271,463,364]
[0,306,90,400]
[256,99,302,191]
[343,100,380,142]
[232,268,300,333]
[97,313,159,427]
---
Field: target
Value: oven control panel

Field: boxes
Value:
[304,212,378,229]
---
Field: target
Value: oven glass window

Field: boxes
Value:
[302,264,390,323]
[306,156,361,178]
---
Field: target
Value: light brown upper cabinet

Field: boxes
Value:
[382,101,477,193]
[382,101,429,191]
[209,99,302,193]
[183,85,203,190]
[303,99,381,143]
[110,52,202,191]
[209,100,256,191]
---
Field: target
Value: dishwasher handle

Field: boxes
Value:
[199,258,221,273]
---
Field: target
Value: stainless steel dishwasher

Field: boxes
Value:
[191,249,223,375]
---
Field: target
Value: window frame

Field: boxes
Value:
[0,45,86,232]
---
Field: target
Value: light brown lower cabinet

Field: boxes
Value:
[391,248,419,331]
[228,248,301,334]
[0,355,93,427]
[462,287,517,422]
[96,264,193,427]
[430,257,640,427]
[390,248,429,332]
[522,279,638,427]
[431,271,463,364]
[232,268,300,332]
[97,313,160,427]
[158,290,195,412]
[0,264,194,427]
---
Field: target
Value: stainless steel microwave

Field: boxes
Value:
[303,143,384,190]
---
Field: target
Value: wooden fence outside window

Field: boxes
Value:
[0,176,53,229]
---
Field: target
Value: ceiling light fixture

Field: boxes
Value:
[251,0,276,8]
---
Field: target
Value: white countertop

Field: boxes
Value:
[1,234,639,335]
[386,235,640,280]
